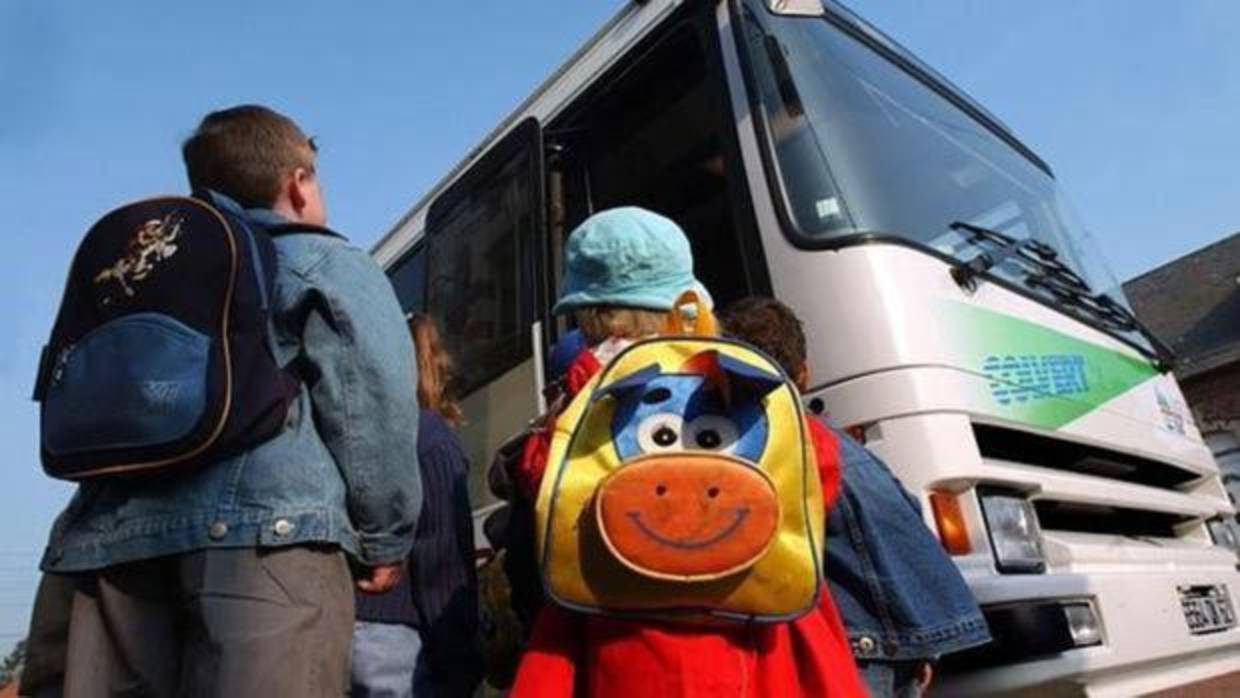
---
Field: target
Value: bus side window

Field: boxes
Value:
[387,243,427,314]
[423,117,545,399]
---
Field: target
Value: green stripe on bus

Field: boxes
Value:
[948,303,1158,429]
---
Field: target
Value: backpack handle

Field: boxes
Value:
[664,289,718,337]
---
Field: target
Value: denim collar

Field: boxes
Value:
[244,208,292,227]
[203,190,290,227]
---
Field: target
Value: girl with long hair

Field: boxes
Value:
[352,315,481,698]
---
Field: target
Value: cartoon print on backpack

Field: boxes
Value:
[35,194,303,480]
[93,213,184,304]
[595,350,784,581]
[537,337,825,623]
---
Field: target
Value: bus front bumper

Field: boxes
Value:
[934,567,1240,697]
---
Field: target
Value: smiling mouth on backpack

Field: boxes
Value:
[625,508,751,550]
[595,453,780,581]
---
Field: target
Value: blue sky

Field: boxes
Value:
[1,1,1237,645]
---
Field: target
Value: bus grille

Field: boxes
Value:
[972,423,1208,539]
[1033,500,1194,538]
[972,423,1199,491]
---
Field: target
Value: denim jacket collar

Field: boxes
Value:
[243,207,291,227]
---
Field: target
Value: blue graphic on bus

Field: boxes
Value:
[983,354,1090,405]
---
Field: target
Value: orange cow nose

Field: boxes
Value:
[595,453,779,581]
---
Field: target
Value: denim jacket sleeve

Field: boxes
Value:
[299,243,422,565]
[825,426,990,661]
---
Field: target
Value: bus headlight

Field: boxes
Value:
[1207,517,1240,556]
[980,490,1046,574]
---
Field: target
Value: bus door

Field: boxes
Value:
[545,13,770,317]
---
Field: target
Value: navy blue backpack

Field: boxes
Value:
[33,193,322,480]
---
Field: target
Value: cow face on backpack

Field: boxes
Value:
[535,337,825,624]
[594,354,785,582]
[33,192,310,480]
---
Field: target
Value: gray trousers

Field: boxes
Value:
[63,546,355,698]
[20,572,75,698]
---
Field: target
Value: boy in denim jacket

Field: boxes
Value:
[40,105,422,697]
[720,297,991,698]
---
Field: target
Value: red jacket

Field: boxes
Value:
[510,350,867,698]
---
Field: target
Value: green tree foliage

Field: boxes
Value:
[0,639,26,688]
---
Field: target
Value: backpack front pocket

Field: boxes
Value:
[42,313,211,456]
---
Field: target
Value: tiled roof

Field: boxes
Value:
[1123,233,1240,378]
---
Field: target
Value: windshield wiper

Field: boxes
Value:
[950,221,1088,293]
[947,221,1176,372]
[948,222,1064,291]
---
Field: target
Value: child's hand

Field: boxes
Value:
[356,563,403,593]
[915,661,935,694]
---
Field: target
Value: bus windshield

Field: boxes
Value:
[738,1,1157,356]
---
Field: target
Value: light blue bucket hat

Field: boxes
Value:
[553,207,697,315]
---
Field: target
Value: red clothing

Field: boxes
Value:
[514,350,602,501]
[510,350,867,698]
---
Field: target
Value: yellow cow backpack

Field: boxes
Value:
[534,337,825,623]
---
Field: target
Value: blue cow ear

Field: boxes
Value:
[716,353,784,403]
[598,364,662,402]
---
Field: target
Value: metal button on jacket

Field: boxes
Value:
[856,636,877,655]
[273,519,295,537]
[208,521,229,540]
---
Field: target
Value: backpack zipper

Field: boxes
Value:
[51,345,74,386]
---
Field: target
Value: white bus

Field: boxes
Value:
[371,1,1240,694]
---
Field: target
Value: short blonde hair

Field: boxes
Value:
[575,307,669,345]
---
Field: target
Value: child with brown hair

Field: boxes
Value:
[44,105,422,696]
[352,315,482,698]
[720,297,990,698]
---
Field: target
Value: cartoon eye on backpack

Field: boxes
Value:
[535,338,825,623]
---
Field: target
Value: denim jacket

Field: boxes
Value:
[41,198,422,573]
[825,426,990,662]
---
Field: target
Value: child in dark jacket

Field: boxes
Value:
[507,207,866,698]
[352,315,482,698]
